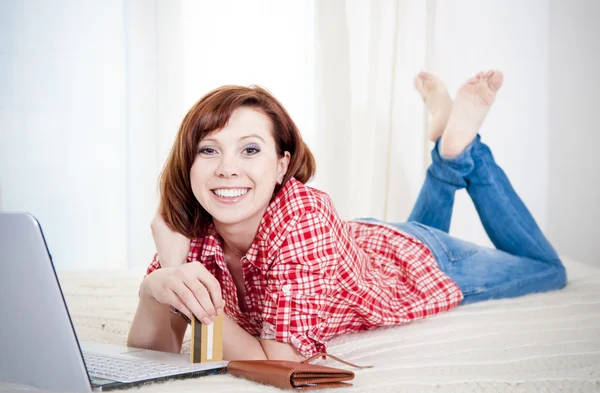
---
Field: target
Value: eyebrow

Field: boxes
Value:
[200,133,266,144]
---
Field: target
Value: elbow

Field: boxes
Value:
[259,340,306,362]
[126,336,138,349]
[127,329,181,354]
[126,329,148,350]
[127,337,181,354]
[126,333,143,350]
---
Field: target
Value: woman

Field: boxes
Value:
[127,70,566,362]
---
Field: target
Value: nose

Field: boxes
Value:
[215,153,239,178]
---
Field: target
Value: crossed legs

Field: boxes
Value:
[409,69,563,273]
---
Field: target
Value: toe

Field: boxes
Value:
[487,71,504,92]
[414,75,424,90]
[419,71,435,80]
[414,76,427,99]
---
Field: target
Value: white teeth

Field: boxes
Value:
[213,188,249,198]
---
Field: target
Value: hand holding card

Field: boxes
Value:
[190,314,224,363]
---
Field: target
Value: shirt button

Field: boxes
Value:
[281,284,291,295]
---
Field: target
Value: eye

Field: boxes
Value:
[243,146,261,155]
[198,147,217,155]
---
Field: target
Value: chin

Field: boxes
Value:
[201,192,271,228]
[210,209,257,227]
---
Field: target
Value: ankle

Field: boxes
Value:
[439,134,481,160]
[439,138,464,159]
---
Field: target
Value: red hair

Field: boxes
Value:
[159,85,316,238]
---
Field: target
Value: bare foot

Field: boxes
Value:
[440,70,504,158]
[414,71,453,142]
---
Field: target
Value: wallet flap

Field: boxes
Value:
[292,372,354,385]
[293,372,354,379]
[228,360,297,389]
[292,382,353,391]
[292,376,354,387]
[228,360,355,390]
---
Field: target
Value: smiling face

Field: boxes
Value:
[190,107,290,232]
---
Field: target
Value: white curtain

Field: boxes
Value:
[1,0,555,269]
[127,0,312,269]
[429,0,549,247]
[309,0,429,223]
[311,0,550,248]
[0,0,130,270]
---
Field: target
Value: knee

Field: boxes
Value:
[545,259,567,291]
[554,262,568,289]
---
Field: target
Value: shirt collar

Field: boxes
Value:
[198,225,224,267]
[199,178,304,271]
[245,178,301,270]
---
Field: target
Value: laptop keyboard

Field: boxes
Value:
[82,351,197,382]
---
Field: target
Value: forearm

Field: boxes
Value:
[151,217,190,267]
[222,313,267,361]
[127,294,186,353]
[221,314,306,361]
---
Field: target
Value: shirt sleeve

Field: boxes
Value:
[146,252,162,276]
[260,212,337,357]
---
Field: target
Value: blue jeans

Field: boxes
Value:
[358,135,566,305]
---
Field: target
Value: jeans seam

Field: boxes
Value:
[407,221,451,258]
[461,263,565,298]
[411,221,478,262]
[428,167,466,189]
[468,150,557,261]
[467,148,494,186]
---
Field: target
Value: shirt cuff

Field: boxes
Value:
[260,322,327,358]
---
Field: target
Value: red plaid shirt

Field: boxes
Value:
[147,178,463,357]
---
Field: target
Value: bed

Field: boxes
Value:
[5,258,600,392]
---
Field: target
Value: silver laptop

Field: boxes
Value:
[0,212,227,392]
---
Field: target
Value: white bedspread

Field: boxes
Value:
[5,259,600,392]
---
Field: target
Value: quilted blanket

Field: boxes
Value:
[5,259,600,392]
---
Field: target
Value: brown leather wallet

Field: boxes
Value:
[227,353,372,390]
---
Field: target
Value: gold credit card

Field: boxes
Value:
[190,314,223,363]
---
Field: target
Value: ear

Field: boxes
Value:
[277,151,291,184]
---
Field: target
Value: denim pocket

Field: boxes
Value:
[410,221,479,262]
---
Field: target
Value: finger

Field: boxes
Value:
[184,277,217,318]
[172,284,212,324]
[164,290,192,321]
[196,268,225,312]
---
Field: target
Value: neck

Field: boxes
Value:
[213,211,264,258]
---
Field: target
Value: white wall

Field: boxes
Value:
[430,0,550,250]
[1,1,598,269]
[148,0,311,270]
[547,0,600,265]
[0,0,129,269]
[0,0,310,270]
